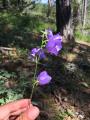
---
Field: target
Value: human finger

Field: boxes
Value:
[16,106,40,120]
[0,99,32,119]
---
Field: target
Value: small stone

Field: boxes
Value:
[63,97,68,102]
[75,112,79,115]
[78,114,84,119]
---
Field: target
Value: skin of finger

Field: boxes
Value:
[10,107,28,116]
[0,99,31,119]
[0,106,10,120]
[9,99,31,113]
[16,106,40,120]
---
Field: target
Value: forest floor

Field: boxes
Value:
[0,40,90,120]
[36,40,90,120]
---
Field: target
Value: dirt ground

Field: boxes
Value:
[0,40,90,120]
[36,40,90,120]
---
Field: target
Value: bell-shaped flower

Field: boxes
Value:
[46,34,62,56]
[46,29,62,55]
[29,48,46,60]
[37,71,52,85]
[31,48,40,57]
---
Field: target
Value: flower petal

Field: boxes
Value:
[31,48,40,57]
[47,29,53,39]
[46,33,62,55]
[53,34,62,41]
[37,71,52,85]
[38,49,46,59]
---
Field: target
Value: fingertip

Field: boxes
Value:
[33,106,40,115]
[27,106,40,120]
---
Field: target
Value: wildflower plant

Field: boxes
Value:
[28,29,62,99]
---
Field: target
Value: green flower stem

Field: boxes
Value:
[33,56,38,80]
[30,56,39,100]
[41,32,47,48]
[30,32,47,100]
[30,81,38,99]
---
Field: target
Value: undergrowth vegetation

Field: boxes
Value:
[75,30,90,42]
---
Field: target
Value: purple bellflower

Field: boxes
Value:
[30,48,46,59]
[46,29,53,39]
[37,71,52,85]
[31,48,40,57]
[46,30,62,55]
[38,49,46,59]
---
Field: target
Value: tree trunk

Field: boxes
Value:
[2,0,7,8]
[47,0,51,17]
[17,0,24,9]
[17,0,21,7]
[56,0,74,43]
[7,0,11,8]
[56,0,71,33]
[82,0,87,29]
[2,0,11,9]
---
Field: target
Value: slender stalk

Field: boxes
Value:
[30,56,39,100]
[33,56,38,80]
[30,32,46,100]
[30,82,36,99]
